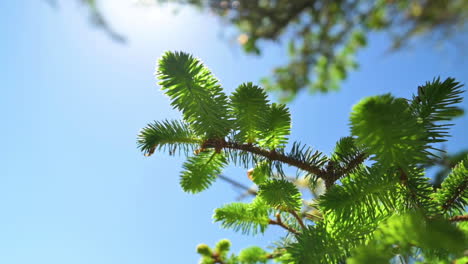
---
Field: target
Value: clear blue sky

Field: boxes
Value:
[1,1,467,263]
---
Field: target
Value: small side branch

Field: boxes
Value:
[289,210,306,229]
[336,153,368,178]
[441,179,468,213]
[269,213,300,235]
[204,139,326,178]
[449,215,468,222]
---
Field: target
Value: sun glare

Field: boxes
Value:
[99,0,182,34]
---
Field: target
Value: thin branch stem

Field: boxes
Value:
[211,253,225,264]
[218,174,258,196]
[269,213,300,235]
[449,214,468,222]
[204,139,326,176]
[289,210,306,230]
[204,139,367,188]
[441,179,468,213]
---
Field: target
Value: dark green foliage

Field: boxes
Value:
[180,150,227,193]
[140,52,467,263]
[258,180,302,211]
[213,197,270,235]
[157,51,231,138]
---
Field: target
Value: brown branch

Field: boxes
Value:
[337,153,368,178]
[324,152,368,188]
[449,215,468,222]
[204,139,368,188]
[204,139,326,177]
[289,210,306,230]
[269,213,300,235]
[211,253,225,264]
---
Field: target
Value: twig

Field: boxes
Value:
[441,178,468,213]
[218,174,258,197]
[449,215,468,222]
[203,139,367,188]
[289,210,306,230]
[211,253,225,264]
[269,213,300,235]
[204,139,326,178]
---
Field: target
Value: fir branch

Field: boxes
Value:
[289,210,306,230]
[258,179,302,211]
[269,213,300,235]
[213,197,271,235]
[202,139,327,179]
[137,119,201,156]
[449,215,468,222]
[434,158,468,215]
[335,152,368,178]
[157,51,231,138]
[325,152,368,187]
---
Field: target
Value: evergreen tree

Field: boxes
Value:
[138,51,467,263]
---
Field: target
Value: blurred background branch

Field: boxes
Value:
[45,0,468,101]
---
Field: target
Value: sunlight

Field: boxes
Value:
[98,0,189,36]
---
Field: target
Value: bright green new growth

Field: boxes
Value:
[139,51,467,263]
[230,82,270,144]
[258,180,302,211]
[213,197,270,235]
[350,94,428,167]
[137,119,200,156]
[180,150,227,193]
[157,51,231,138]
[197,240,271,264]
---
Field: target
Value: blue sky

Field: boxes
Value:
[1,1,467,263]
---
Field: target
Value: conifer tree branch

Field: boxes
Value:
[449,215,468,222]
[440,176,468,213]
[203,139,327,178]
[289,210,306,230]
[441,186,467,212]
[334,152,368,180]
[269,213,300,235]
